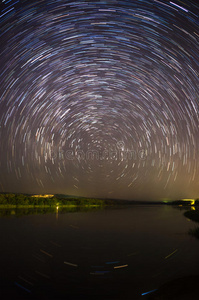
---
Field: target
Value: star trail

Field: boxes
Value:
[0,0,198,200]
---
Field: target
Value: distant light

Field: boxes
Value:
[31,194,54,198]
[182,199,195,205]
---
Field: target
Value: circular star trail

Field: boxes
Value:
[0,0,198,200]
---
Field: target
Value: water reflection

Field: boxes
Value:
[189,227,199,240]
[0,205,199,299]
[147,207,199,299]
[184,207,199,241]
[0,205,104,217]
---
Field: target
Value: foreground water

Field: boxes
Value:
[0,205,199,299]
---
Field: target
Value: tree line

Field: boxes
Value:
[0,193,105,206]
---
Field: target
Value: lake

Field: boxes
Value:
[0,205,199,299]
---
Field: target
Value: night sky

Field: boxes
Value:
[0,0,198,200]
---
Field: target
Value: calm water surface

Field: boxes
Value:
[0,205,199,299]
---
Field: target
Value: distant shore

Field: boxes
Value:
[0,193,199,208]
[0,193,106,208]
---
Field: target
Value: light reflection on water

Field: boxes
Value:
[0,205,199,299]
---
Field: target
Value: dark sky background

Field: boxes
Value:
[0,0,198,200]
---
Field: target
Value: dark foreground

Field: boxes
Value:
[0,205,199,300]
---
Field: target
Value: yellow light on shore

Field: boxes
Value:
[182,199,195,205]
[31,194,54,198]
